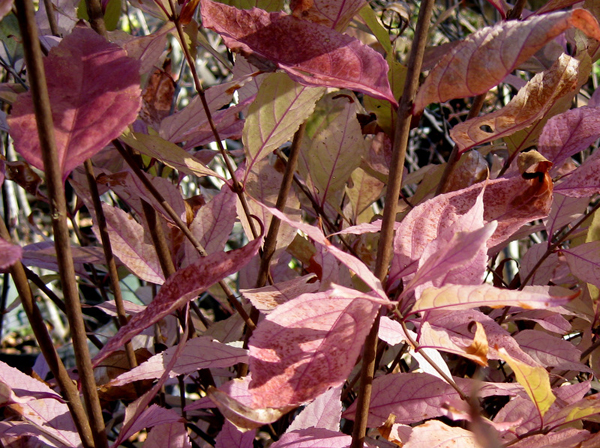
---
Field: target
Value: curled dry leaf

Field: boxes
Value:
[414,10,600,113]
[200,0,397,104]
[450,54,579,153]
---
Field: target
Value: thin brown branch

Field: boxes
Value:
[350,0,435,446]
[13,1,108,445]
[0,219,96,448]
[167,0,259,240]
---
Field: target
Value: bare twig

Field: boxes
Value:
[13,1,108,446]
[350,0,435,446]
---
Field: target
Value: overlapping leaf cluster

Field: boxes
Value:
[2,0,600,447]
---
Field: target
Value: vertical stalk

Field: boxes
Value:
[0,220,95,448]
[13,1,108,446]
[350,1,435,446]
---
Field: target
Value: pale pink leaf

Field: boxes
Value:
[184,184,237,266]
[271,428,351,448]
[539,106,600,174]
[519,243,561,286]
[450,54,579,153]
[99,203,165,285]
[332,220,400,236]
[185,376,254,412]
[293,0,365,31]
[0,361,80,448]
[240,274,320,312]
[286,385,342,432]
[0,238,22,271]
[8,26,141,181]
[249,285,380,408]
[563,240,600,288]
[554,150,600,197]
[257,201,389,302]
[505,309,571,335]
[200,0,396,104]
[35,0,77,35]
[404,420,482,448]
[414,10,600,112]
[109,336,248,385]
[144,422,192,448]
[412,284,573,313]
[545,194,590,241]
[243,72,325,173]
[215,420,256,448]
[92,237,261,367]
[508,429,591,448]
[513,330,591,372]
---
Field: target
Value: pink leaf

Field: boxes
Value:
[258,201,389,302]
[215,421,256,448]
[414,10,600,112]
[249,285,380,408]
[404,420,481,448]
[0,0,11,22]
[411,284,574,313]
[286,385,342,432]
[507,428,591,448]
[554,150,600,197]
[513,330,591,372]
[545,194,590,242]
[109,336,248,385]
[0,361,81,447]
[271,428,351,448]
[240,274,320,312]
[200,0,396,104]
[144,422,192,448]
[8,26,141,181]
[563,240,600,288]
[92,237,261,367]
[0,238,22,271]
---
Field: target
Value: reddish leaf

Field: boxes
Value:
[414,10,600,112]
[0,238,22,271]
[8,26,141,181]
[249,285,380,408]
[291,0,365,31]
[92,237,261,367]
[144,422,192,448]
[109,336,248,385]
[450,54,579,153]
[200,0,396,104]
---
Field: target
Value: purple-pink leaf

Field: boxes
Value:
[20,242,105,276]
[8,26,141,181]
[240,274,320,312]
[539,106,600,175]
[554,150,600,197]
[271,428,351,448]
[414,10,600,112]
[200,0,396,104]
[507,429,591,448]
[0,361,81,448]
[563,240,600,288]
[216,421,256,448]
[144,422,192,448]
[0,0,12,20]
[513,330,591,372]
[412,284,574,313]
[249,285,380,408]
[109,336,248,385]
[0,238,22,271]
[92,237,261,367]
[286,385,342,432]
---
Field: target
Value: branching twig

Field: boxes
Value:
[350,0,435,446]
[13,1,108,446]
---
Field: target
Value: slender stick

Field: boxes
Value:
[13,1,108,446]
[255,123,307,289]
[84,160,137,370]
[350,1,435,446]
[0,219,96,448]
[115,141,255,330]
[167,0,259,240]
